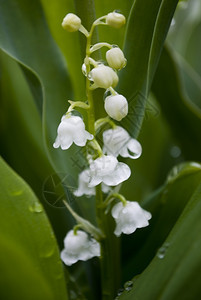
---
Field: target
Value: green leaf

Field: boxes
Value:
[121,162,201,282]
[119,169,201,299]
[0,51,75,248]
[0,156,68,300]
[152,45,201,161]
[118,0,179,137]
[0,0,86,179]
[0,50,52,199]
[40,0,85,99]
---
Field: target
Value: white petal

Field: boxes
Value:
[111,202,123,218]
[60,249,77,266]
[60,136,73,150]
[85,131,94,141]
[74,170,95,197]
[53,115,91,150]
[101,183,111,194]
[120,139,142,159]
[88,175,102,187]
[103,126,129,157]
[53,136,60,148]
[111,201,151,236]
[61,230,100,266]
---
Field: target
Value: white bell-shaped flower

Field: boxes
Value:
[111,201,152,237]
[88,155,131,187]
[90,66,118,89]
[106,12,126,28]
[106,48,126,70]
[62,13,81,32]
[104,94,128,121]
[74,170,95,197]
[74,169,110,197]
[103,126,142,159]
[61,230,100,266]
[53,115,93,150]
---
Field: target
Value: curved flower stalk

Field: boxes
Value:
[53,10,152,300]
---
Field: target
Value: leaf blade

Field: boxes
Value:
[0,156,68,300]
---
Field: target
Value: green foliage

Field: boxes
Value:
[119,166,201,299]
[0,157,68,300]
[0,0,201,299]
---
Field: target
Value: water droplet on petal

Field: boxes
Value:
[124,280,133,292]
[29,202,43,213]
[157,242,170,259]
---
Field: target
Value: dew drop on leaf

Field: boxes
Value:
[157,242,170,259]
[29,202,43,213]
[124,280,133,292]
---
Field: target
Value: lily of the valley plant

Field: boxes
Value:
[53,11,151,299]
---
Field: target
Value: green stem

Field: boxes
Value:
[102,193,127,209]
[95,117,117,132]
[90,42,112,53]
[96,185,119,300]
[67,100,90,112]
[84,15,120,300]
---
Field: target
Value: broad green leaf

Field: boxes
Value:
[185,20,201,78]
[0,0,85,180]
[0,157,68,300]
[152,45,201,161]
[0,51,75,247]
[0,0,96,224]
[119,169,201,299]
[40,0,85,99]
[118,0,178,138]
[0,50,52,199]
[121,162,201,282]
[168,0,201,57]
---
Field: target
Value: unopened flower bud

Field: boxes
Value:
[106,48,127,70]
[106,12,126,29]
[104,94,128,121]
[90,66,118,89]
[62,13,81,32]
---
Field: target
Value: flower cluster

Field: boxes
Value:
[54,11,152,266]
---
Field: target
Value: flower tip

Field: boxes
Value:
[106,12,126,28]
[106,47,126,70]
[90,65,119,89]
[62,13,81,32]
[104,94,128,121]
